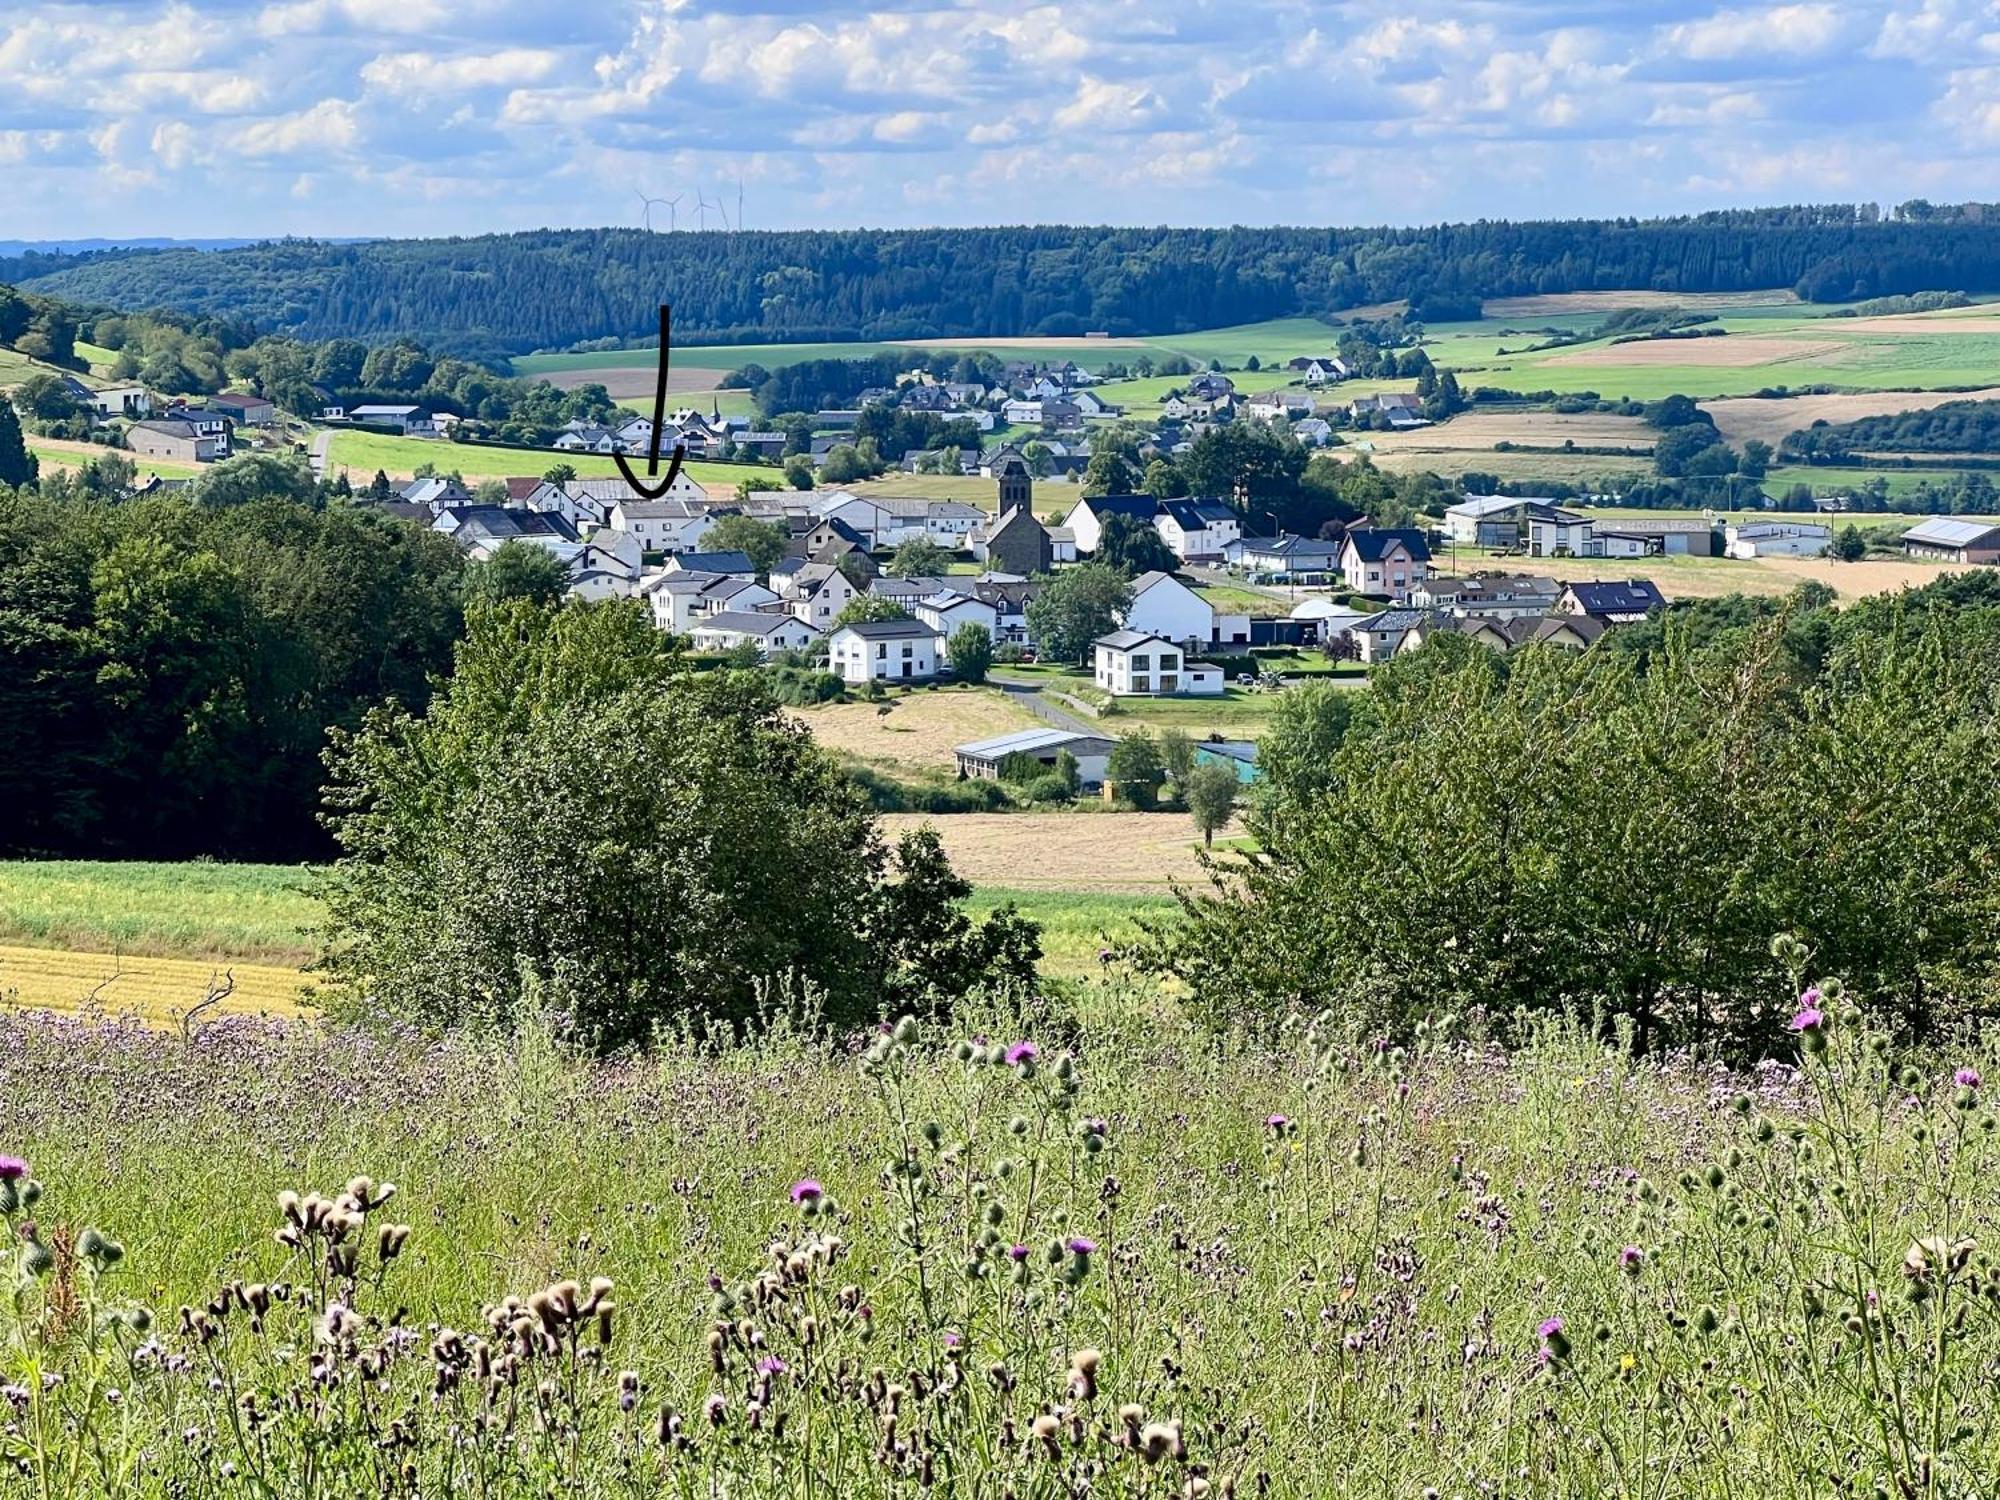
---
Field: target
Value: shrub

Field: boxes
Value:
[1023,772,1074,804]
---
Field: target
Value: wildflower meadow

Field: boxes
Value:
[4,967,2000,1497]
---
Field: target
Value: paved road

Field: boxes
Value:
[308,429,332,478]
[988,674,1102,736]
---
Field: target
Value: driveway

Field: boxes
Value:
[988,673,1102,736]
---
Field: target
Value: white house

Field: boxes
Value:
[1351,609,1427,663]
[909,592,1000,641]
[827,618,943,684]
[1122,570,1215,647]
[1153,500,1242,562]
[89,384,152,420]
[1002,399,1043,425]
[639,571,778,632]
[1092,630,1223,697]
[608,494,715,552]
[1527,511,1597,557]
[1060,494,1160,554]
[783,562,860,626]
[1725,521,1831,559]
[689,611,824,656]
[1339,529,1433,599]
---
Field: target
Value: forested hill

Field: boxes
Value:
[13,205,2000,363]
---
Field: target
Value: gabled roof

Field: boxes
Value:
[440,506,578,543]
[1095,629,1172,651]
[1356,608,1428,633]
[1562,579,1666,614]
[1129,570,1194,597]
[833,618,939,641]
[1532,614,1607,645]
[693,611,818,638]
[670,550,756,575]
[1343,527,1433,563]
[1080,493,1160,522]
[956,728,1113,760]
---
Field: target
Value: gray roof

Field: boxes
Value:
[834,618,940,641]
[1904,516,2000,548]
[1095,629,1172,650]
[956,728,1113,760]
[670,550,756,574]
[693,611,816,638]
[1357,609,1428,633]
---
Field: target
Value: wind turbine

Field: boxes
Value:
[636,190,671,233]
[662,192,683,233]
[694,192,711,231]
[736,178,744,233]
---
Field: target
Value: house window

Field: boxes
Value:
[1133,677,1150,693]
[1131,654,1149,670]
[1160,654,1179,671]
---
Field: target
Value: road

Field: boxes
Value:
[308,429,333,478]
[988,674,1103,736]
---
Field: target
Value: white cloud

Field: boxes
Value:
[361,47,561,95]
[231,98,362,158]
[1664,4,1846,60]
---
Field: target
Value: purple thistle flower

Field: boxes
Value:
[942,1331,961,1348]
[0,1157,26,1183]
[788,1179,823,1204]
[1957,1067,1983,1089]
[1537,1316,1564,1339]
[1799,986,1822,1008]
[756,1355,787,1376]
[1067,1237,1097,1256]
[1265,1114,1290,1132]
[1619,1245,1644,1273]
[1788,1007,1825,1034]
[1005,1041,1038,1066]
[1007,1243,1030,1262]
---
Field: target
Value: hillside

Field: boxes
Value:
[15,207,2000,361]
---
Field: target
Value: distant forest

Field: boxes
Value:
[10,203,2000,363]
[1782,400,2000,462]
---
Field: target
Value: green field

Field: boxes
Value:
[25,438,202,482]
[0,859,1169,984]
[322,429,762,491]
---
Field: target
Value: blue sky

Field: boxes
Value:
[2,0,1995,238]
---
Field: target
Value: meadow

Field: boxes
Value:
[321,429,763,491]
[0,978,1992,1496]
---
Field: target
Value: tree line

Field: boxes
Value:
[1135,578,2000,1059]
[1781,399,2000,462]
[13,206,2000,358]
[0,487,467,861]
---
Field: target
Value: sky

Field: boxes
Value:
[2,0,1998,240]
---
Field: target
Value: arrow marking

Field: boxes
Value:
[612,303,690,501]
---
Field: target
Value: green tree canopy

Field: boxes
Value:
[1023,563,1132,665]
[464,540,569,609]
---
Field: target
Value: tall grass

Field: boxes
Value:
[2,981,1995,1494]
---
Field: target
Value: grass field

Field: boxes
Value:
[996,665,1292,737]
[878,811,1238,893]
[321,429,758,492]
[1428,548,1968,601]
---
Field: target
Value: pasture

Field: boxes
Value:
[320,428,756,492]
[1427,549,1964,602]
[795,687,1038,774]
[1705,387,2000,449]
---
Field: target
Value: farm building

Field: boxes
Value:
[347,405,436,436]
[1901,517,2000,564]
[126,418,222,464]
[1725,521,1831,559]
[1443,496,1568,548]
[954,728,1115,788]
[1593,516,1717,556]
[209,391,276,427]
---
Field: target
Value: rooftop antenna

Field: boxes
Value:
[636,190,670,233]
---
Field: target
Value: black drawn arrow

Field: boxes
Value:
[612,304,689,500]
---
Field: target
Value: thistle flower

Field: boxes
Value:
[1005,1041,1038,1067]
[756,1355,787,1376]
[788,1180,824,1205]
[1067,1237,1097,1256]
[1958,1067,1983,1089]
[1008,1243,1030,1261]
[1618,1245,1644,1275]
[1537,1316,1570,1361]
[1264,1114,1291,1138]
[1788,1006,1825,1034]
[0,1157,27,1183]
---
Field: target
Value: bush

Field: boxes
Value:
[1022,773,1074,804]
[319,601,1034,1047]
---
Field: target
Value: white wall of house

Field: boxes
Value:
[828,628,942,683]
[1122,575,1214,646]
[786,571,859,626]
[1341,542,1429,599]
[1094,638,1184,696]
[911,596,1000,639]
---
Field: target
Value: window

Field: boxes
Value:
[1132,654,1150,670]
[1160,653,1179,671]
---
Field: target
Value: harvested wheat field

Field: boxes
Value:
[797,689,1038,773]
[878,812,1237,893]
[1549,336,1846,368]
[1704,387,2000,449]
[1358,410,1655,453]
[0,945,310,1026]
[1484,289,1799,318]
